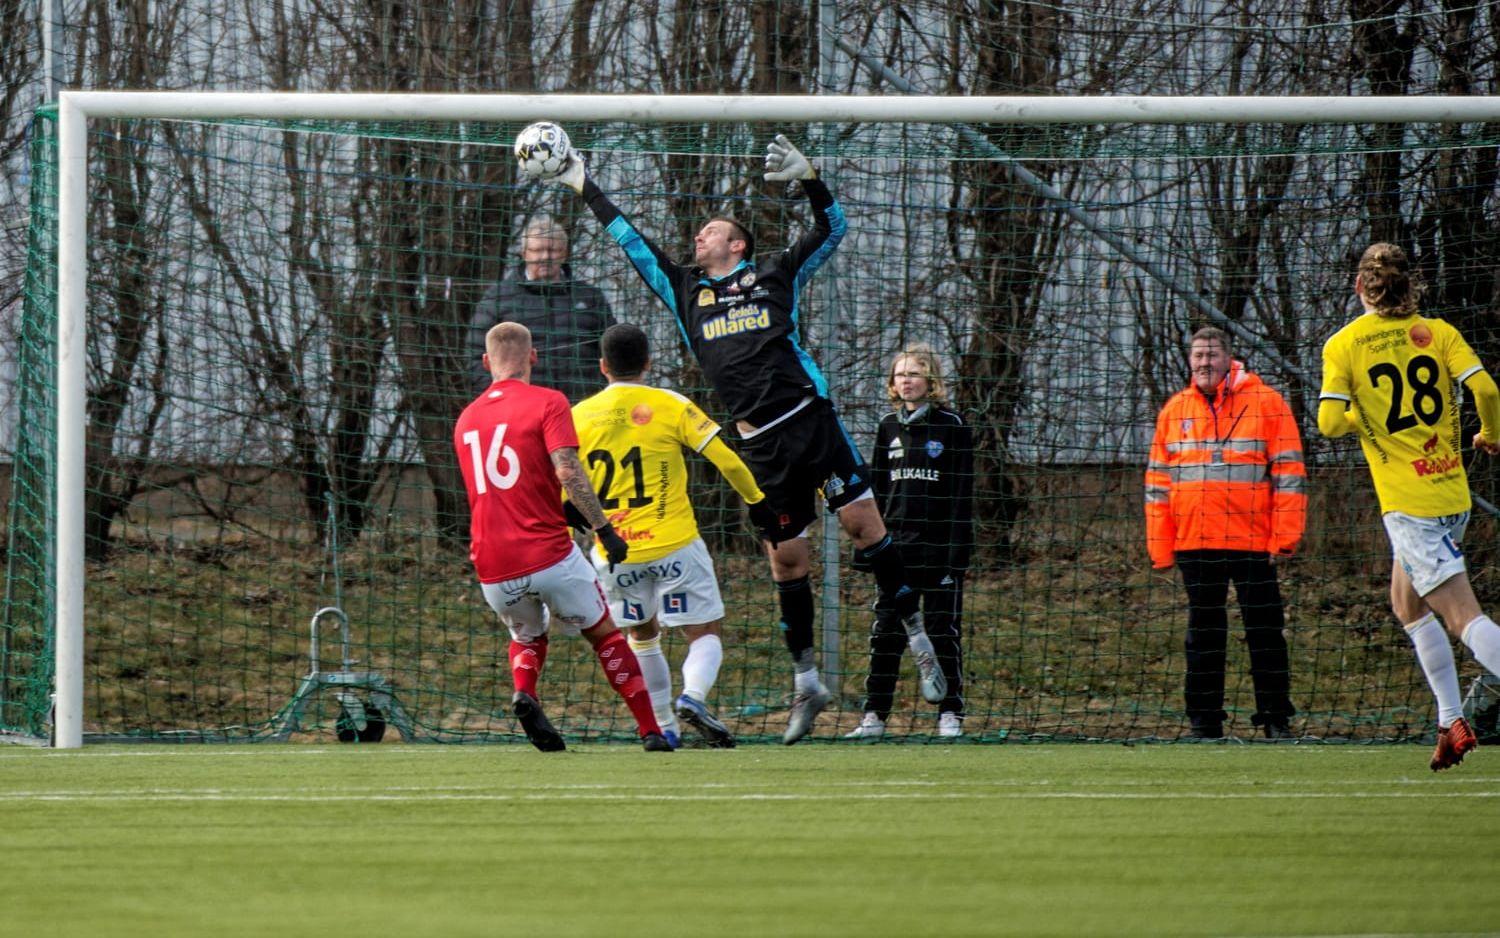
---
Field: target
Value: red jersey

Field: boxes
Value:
[454,379,579,583]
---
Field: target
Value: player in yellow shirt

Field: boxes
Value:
[1319,242,1500,770]
[572,323,778,747]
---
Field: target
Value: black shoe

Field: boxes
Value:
[641,732,674,752]
[1262,722,1293,740]
[512,691,566,752]
[1189,722,1224,739]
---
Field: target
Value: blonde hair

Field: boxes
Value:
[886,344,949,405]
[485,321,533,377]
[1357,242,1422,317]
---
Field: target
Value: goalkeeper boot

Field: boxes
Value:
[904,614,948,705]
[512,691,566,752]
[676,694,736,749]
[843,712,886,740]
[783,683,832,745]
[1430,717,1478,771]
[642,731,674,752]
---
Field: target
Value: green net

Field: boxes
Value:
[5,107,1499,744]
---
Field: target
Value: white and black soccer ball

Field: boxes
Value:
[514,121,572,180]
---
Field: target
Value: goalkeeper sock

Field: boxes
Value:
[1405,613,1463,726]
[856,535,920,620]
[1460,614,1500,677]
[681,633,724,703]
[628,633,679,736]
[509,637,548,699]
[595,631,661,737]
[776,576,816,667]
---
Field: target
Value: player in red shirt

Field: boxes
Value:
[455,321,670,752]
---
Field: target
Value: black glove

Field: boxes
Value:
[747,499,787,549]
[596,522,628,571]
[562,500,591,534]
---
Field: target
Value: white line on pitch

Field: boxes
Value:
[3,790,1499,803]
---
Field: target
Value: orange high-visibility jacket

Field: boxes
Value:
[1145,361,1306,569]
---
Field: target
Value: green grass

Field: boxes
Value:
[3,745,1498,937]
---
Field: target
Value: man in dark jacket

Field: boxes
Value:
[467,215,614,399]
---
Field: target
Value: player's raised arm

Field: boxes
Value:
[763,134,847,283]
[549,147,686,317]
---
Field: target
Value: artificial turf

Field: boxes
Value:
[2,743,1497,937]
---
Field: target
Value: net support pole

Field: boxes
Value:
[816,0,843,694]
[54,95,86,749]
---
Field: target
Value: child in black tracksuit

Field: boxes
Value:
[846,345,975,739]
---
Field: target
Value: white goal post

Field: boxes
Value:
[51,91,1500,748]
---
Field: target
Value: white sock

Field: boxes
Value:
[627,635,678,734]
[1405,613,1463,727]
[1460,614,1500,677]
[681,633,723,703]
[794,666,822,694]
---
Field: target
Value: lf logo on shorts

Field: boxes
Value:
[622,600,645,621]
[664,593,688,615]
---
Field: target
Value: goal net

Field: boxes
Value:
[5,94,1499,745]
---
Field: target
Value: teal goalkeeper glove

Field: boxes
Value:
[553,152,588,195]
[764,134,815,182]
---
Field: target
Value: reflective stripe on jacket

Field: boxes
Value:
[1145,361,1306,568]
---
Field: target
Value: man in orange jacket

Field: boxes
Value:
[1146,326,1306,739]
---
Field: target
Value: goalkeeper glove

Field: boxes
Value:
[553,152,588,195]
[596,522,629,571]
[764,134,815,182]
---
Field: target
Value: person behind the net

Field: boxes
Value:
[1318,242,1500,770]
[573,323,776,749]
[466,213,615,400]
[548,132,945,744]
[454,321,671,752]
[1145,326,1304,740]
[845,344,975,741]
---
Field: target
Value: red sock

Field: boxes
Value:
[509,637,548,698]
[594,631,661,737]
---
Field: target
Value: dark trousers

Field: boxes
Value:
[862,564,965,718]
[1176,550,1295,729]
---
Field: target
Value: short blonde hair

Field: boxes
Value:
[886,344,949,405]
[486,321,533,373]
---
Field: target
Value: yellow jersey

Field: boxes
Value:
[572,382,724,564]
[1320,312,1484,515]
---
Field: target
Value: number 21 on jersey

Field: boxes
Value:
[463,425,520,493]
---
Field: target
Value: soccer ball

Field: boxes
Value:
[514,121,572,180]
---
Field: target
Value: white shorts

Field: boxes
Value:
[1383,510,1471,597]
[593,538,726,628]
[480,544,610,642]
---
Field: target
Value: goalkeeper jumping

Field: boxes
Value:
[553,134,945,744]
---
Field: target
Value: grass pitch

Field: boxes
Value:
[2,744,1498,937]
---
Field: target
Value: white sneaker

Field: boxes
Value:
[938,712,964,738]
[843,712,886,740]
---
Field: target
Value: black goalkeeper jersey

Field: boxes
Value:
[583,177,846,427]
[871,404,976,571]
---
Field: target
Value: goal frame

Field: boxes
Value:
[49,90,1500,747]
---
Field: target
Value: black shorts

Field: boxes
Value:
[736,397,873,539]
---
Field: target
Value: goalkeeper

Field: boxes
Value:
[554,134,945,744]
